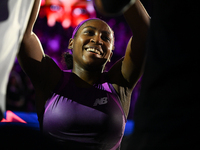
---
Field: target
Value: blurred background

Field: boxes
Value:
[4,0,152,131]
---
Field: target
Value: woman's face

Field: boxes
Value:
[71,19,114,71]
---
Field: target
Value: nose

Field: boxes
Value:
[90,34,103,45]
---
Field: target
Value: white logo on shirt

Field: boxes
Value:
[93,97,108,106]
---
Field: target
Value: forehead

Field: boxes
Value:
[78,19,112,35]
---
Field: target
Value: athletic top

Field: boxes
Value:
[39,70,126,150]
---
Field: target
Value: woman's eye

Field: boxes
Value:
[102,36,110,41]
[84,30,94,35]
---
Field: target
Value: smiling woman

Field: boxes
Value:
[63,18,114,70]
[66,18,114,72]
[17,0,149,149]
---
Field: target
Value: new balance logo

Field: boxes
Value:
[93,97,108,106]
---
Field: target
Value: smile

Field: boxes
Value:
[85,47,102,55]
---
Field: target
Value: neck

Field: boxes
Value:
[72,66,103,86]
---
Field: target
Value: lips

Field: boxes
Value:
[85,47,103,55]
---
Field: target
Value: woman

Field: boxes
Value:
[18,0,149,149]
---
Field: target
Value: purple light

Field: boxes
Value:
[48,36,60,52]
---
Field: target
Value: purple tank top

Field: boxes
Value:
[40,70,126,150]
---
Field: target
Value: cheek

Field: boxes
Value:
[76,36,91,48]
[73,38,84,52]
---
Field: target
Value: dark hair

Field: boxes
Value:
[62,51,73,69]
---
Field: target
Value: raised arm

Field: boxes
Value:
[122,0,150,87]
[109,0,150,89]
[18,0,44,62]
[17,0,62,116]
[17,0,61,89]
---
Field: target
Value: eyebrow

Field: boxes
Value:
[83,26,96,30]
[83,26,111,35]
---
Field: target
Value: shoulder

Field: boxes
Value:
[52,70,73,93]
[104,71,132,117]
[34,55,62,92]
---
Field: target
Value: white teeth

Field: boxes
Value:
[86,48,101,55]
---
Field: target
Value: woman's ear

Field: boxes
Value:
[68,38,74,49]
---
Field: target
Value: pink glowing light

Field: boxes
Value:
[1,110,27,123]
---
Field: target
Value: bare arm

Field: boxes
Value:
[19,0,44,62]
[109,0,150,89]
[17,0,62,115]
[17,0,61,89]
[107,0,150,116]
[122,0,149,86]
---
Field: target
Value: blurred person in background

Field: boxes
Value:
[6,70,25,112]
